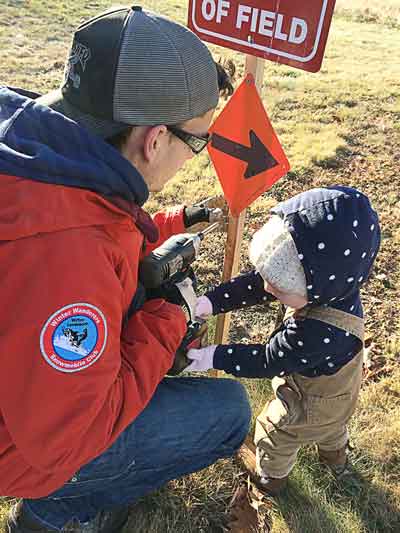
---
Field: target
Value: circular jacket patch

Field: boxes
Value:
[40,303,107,373]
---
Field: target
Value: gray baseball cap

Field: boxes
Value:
[37,6,219,138]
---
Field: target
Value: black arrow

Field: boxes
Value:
[211,130,278,179]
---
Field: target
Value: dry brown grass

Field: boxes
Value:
[1,0,400,531]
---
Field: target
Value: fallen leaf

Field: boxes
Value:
[227,485,259,533]
[226,483,272,532]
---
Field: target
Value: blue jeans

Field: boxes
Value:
[24,377,251,530]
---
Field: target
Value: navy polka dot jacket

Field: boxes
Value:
[206,186,381,379]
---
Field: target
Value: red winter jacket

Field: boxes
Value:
[0,176,187,497]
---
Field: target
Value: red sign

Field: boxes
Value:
[188,0,336,72]
[208,74,290,216]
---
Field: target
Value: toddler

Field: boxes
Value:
[187,186,380,495]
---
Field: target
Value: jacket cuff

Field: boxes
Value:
[167,206,186,234]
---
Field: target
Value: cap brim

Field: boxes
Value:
[36,89,128,139]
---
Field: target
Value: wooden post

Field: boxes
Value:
[213,209,246,345]
[212,56,265,368]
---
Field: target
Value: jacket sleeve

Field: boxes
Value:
[205,270,276,314]
[213,317,360,378]
[1,226,187,475]
[143,206,186,256]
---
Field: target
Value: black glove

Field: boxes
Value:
[183,206,212,228]
[146,282,183,306]
[167,320,208,376]
[183,205,224,229]
[146,269,197,321]
[146,268,197,302]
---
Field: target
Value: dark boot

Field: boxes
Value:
[258,475,288,496]
[236,438,288,496]
[318,444,349,476]
[6,501,130,533]
[6,501,57,533]
[70,506,129,533]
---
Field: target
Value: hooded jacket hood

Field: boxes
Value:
[0,87,159,242]
[272,186,381,314]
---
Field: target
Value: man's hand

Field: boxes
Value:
[167,320,209,375]
[174,277,198,322]
[146,274,197,322]
[186,345,217,372]
[183,195,228,232]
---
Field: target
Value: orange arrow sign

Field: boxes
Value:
[208,74,290,216]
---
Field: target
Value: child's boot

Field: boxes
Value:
[236,438,288,496]
[6,502,57,533]
[318,444,349,476]
[258,474,288,496]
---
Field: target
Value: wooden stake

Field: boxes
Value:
[211,56,265,374]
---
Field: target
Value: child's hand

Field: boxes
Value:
[186,345,217,372]
[195,295,213,319]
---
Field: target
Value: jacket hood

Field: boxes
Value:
[0,87,159,242]
[0,87,148,205]
[272,186,381,309]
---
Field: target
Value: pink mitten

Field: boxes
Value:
[186,345,217,372]
[195,296,213,319]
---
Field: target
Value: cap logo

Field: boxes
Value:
[65,41,92,89]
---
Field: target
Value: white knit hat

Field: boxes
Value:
[249,216,307,297]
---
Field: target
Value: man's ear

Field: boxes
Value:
[143,125,168,162]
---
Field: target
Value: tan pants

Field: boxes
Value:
[255,306,364,479]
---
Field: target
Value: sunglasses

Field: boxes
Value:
[167,125,211,155]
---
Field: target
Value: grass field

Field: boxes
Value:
[1,1,400,531]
